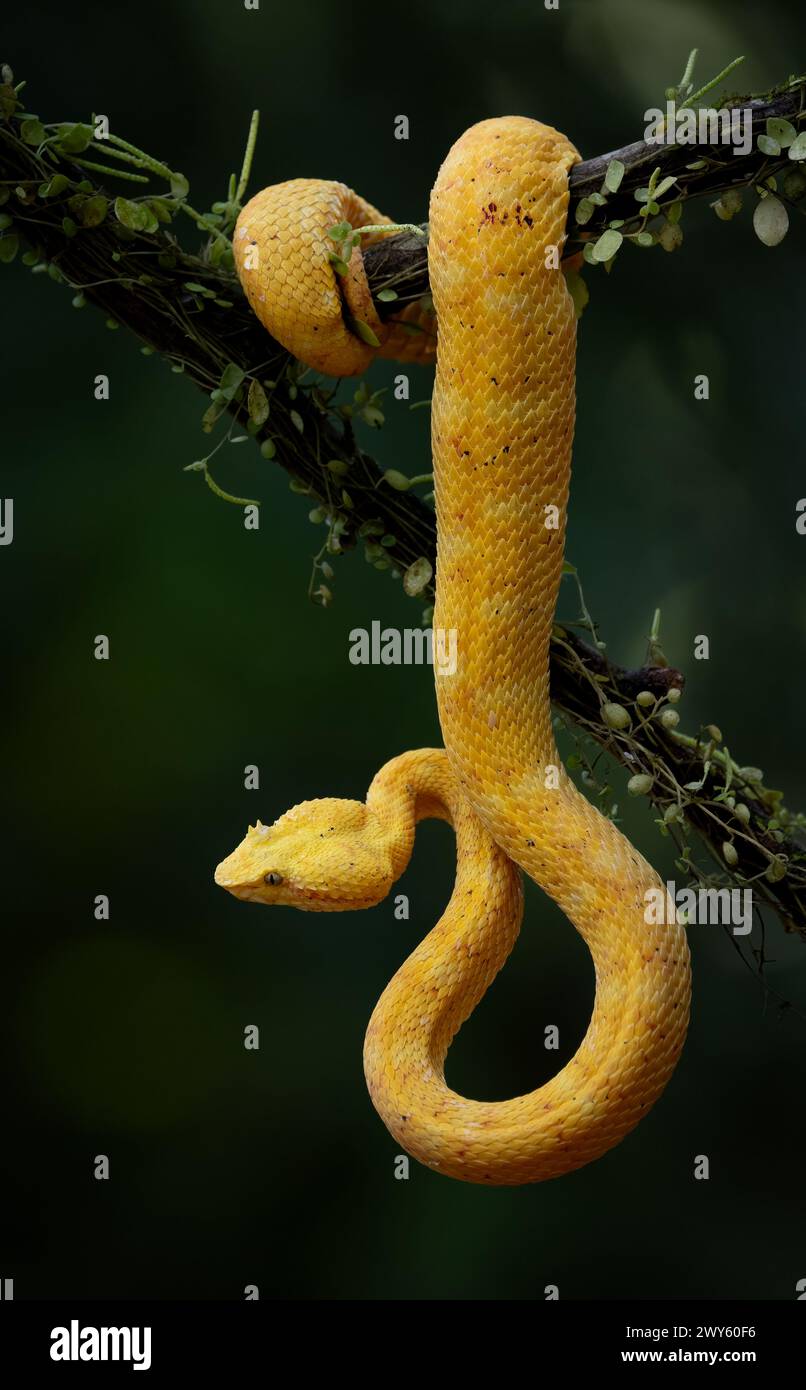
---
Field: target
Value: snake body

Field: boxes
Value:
[217,117,691,1185]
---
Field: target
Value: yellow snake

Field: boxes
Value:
[215,117,691,1186]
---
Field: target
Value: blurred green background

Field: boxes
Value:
[2,0,805,1301]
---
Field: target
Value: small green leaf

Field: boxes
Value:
[588,192,607,206]
[347,315,381,348]
[260,438,277,459]
[21,118,46,145]
[148,197,174,224]
[563,268,589,319]
[0,234,19,263]
[80,195,108,227]
[753,194,789,246]
[218,363,245,400]
[711,189,742,221]
[40,173,70,198]
[658,221,683,252]
[201,402,226,433]
[0,82,17,120]
[114,196,150,231]
[575,197,595,225]
[382,469,411,491]
[767,117,797,148]
[327,220,352,242]
[170,173,190,199]
[635,231,654,247]
[783,168,806,200]
[55,122,94,154]
[604,159,625,193]
[0,212,12,231]
[403,557,433,597]
[653,176,676,199]
[61,216,78,238]
[591,228,623,262]
[328,253,350,275]
[683,760,711,792]
[766,856,787,883]
[247,378,269,427]
[787,131,806,161]
[290,409,304,433]
[757,133,781,157]
[666,200,683,224]
[377,288,398,302]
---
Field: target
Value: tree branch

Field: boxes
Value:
[363,81,806,307]
[2,64,804,948]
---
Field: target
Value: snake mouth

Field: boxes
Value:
[216,881,262,902]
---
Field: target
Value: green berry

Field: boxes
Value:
[602,702,631,730]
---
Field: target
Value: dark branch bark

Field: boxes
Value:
[363,86,806,310]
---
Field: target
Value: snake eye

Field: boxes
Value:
[264,871,283,887]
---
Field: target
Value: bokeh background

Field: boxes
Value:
[2,0,805,1301]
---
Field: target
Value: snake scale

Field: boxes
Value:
[215,117,691,1186]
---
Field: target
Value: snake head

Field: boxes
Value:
[214,798,396,912]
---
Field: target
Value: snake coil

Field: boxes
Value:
[217,116,691,1186]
